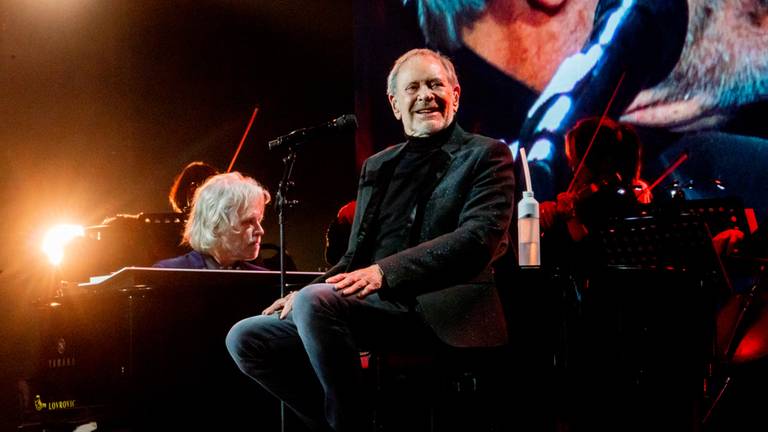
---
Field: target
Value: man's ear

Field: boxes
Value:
[388,94,402,120]
[452,85,461,113]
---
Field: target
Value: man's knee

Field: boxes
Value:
[225,315,278,367]
[225,317,254,364]
[292,283,338,319]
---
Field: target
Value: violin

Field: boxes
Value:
[540,116,649,240]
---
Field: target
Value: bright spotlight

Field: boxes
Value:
[42,224,85,266]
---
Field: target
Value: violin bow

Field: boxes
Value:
[227,106,260,173]
[566,71,627,194]
[642,150,689,194]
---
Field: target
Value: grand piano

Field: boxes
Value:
[23,267,322,431]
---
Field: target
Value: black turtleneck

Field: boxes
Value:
[372,122,455,261]
[404,121,455,151]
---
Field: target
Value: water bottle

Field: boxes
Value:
[518,191,540,267]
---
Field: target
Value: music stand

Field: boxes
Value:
[582,204,731,430]
[659,196,752,242]
[594,209,721,274]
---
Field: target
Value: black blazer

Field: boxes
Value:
[153,250,267,271]
[320,124,515,348]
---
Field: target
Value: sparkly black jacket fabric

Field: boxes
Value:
[319,124,515,347]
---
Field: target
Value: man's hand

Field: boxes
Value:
[555,191,577,218]
[326,264,383,299]
[262,291,298,320]
[540,200,557,232]
[540,191,578,233]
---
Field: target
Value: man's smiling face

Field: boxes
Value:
[388,54,461,137]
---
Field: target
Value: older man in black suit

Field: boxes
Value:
[226,48,515,432]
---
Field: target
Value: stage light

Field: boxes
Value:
[42,224,85,266]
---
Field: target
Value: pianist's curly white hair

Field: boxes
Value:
[184,172,270,254]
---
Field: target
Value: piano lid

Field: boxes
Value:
[78,266,322,292]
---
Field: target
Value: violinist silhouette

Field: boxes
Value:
[540,116,649,259]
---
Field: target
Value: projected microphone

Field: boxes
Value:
[268,114,358,150]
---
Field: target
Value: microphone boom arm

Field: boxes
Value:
[268,114,358,151]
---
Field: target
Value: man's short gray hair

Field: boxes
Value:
[386,48,460,96]
[184,172,270,254]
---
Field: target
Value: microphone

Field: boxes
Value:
[268,114,358,150]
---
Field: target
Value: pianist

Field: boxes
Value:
[153,172,270,270]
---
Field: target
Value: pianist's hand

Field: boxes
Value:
[262,291,298,320]
[326,264,383,299]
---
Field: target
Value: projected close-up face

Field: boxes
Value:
[412,0,768,130]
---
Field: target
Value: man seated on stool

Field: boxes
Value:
[225,48,515,432]
[154,172,270,270]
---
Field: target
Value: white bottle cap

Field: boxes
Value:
[518,191,539,218]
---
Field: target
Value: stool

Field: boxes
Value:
[366,345,513,432]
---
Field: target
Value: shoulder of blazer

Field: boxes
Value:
[444,124,506,158]
[153,250,205,269]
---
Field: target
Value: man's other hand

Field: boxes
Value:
[326,264,383,299]
[262,291,298,320]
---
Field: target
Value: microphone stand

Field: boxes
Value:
[275,148,299,432]
[276,150,299,298]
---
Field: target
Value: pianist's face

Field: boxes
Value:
[217,200,265,264]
